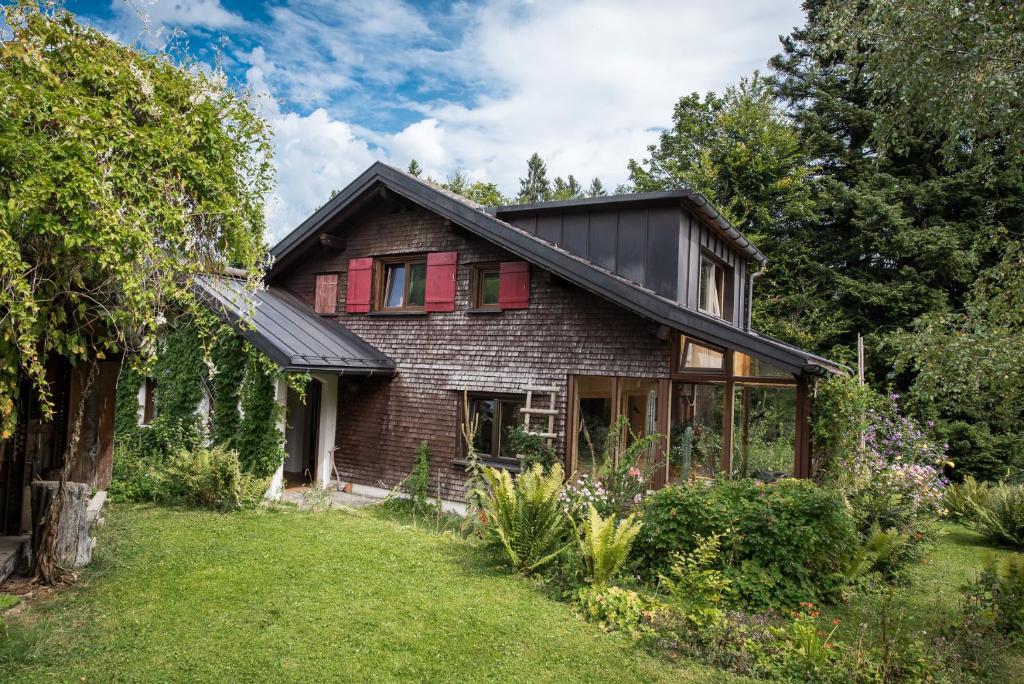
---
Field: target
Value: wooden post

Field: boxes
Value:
[795,377,812,478]
[721,381,734,474]
[652,379,671,489]
[740,385,751,478]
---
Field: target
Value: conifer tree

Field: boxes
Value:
[517,153,551,203]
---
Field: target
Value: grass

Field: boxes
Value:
[0,504,734,683]
[820,523,1024,680]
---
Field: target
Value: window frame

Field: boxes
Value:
[461,392,526,468]
[374,255,427,312]
[673,335,728,377]
[697,255,727,319]
[470,263,502,311]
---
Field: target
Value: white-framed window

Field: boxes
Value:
[698,257,726,319]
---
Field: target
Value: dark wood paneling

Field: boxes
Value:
[561,213,590,258]
[646,207,679,299]
[589,211,618,271]
[536,214,562,244]
[509,215,537,236]
[616,208,646,284]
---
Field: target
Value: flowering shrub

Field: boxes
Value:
[837,394,948,532]
[560,473,614,521]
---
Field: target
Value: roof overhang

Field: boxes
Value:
[269,162,841,377]
[197,275,396,376]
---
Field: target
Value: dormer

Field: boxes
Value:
[492,191,766,329]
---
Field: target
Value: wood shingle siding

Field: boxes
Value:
[280,207,672,500]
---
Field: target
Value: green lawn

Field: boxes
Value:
[0,504,732,683]
[821,524,1024,680]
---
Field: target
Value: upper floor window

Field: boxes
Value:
[471,264,501,310]
[698,257,726,318]
[679,336,726,372]
[376,257,426,311]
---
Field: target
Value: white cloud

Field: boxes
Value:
[237,0,804,239]
[98,0,244,46]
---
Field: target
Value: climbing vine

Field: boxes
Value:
[114,319,297,479]
[210,328,246,450]
[236,344,286,478]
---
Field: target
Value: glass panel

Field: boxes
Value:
[497,398,525,459]
[683,339,725,370]
[481,270,500,305]
[578,398,612,472]
[698,259,722,317]
[619,378,659,470]
[733,352,792,379]
[669,382,725,483]
[732,384,796,478]
[407,262,426,307]
[384,264,405,308]
[471,398,495,458]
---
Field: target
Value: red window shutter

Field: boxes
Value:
[314,273,338,314]
[345,258,373,313]
[424,251,458,312]
[498,261,530,309]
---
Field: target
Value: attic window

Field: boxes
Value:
[698,257,725,319]
[472,264,501,309]
[680,337,725,372]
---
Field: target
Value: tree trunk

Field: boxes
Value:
[34,361,97,584]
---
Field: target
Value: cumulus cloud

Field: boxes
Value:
[80,0,804,240]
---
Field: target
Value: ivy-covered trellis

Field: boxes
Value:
[114,315,308,479]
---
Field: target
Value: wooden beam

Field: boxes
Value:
[319,233,346,250]
[652,378,671,489]
[654,325,671,342]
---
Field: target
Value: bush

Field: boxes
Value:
[406,441,433,512]
[573,585,655,635]
[943,475,990,522]
[969,482,1024,548]
[109,442,267,510]
[962,554,1024,638]
[577,504,642,587]
[635,479,857,609]
[481,463,573,574]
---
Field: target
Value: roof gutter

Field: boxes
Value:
[686,194,767,265]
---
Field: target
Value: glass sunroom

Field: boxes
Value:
[567,332,816,486]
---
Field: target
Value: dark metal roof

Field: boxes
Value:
[196,275,396,375]
[492,190,767,264]
[268,162,841,377]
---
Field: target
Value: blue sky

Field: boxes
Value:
[66,1,806,241]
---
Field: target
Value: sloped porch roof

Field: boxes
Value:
[197,275,396,375]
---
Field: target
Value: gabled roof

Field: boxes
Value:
[269,162,842,376]
[197,275,396,375]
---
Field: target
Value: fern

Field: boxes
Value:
[482,463,572,574]
[578,504,642,587]
[970,482,1024,547]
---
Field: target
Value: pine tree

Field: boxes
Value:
[551,174,583,200]
[517,153,551,203]
[406,159,422,177]
[586,177,607,197]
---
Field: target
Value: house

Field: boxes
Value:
[202,162,843,504]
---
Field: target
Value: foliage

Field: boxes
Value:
[573,586,655,635]
[0,2,271,436]
[658,533,732,629]
[505,424,557,472]
[436,170,508,206]
[459,390,488,522]
[893,235,1024,482]
[636,479,857,609]
[968,483,1024,548]
[406,441,434,512]
[566,416,660,519]
[810,375,877,477]
[108,442,266,510]
[959,554,1024,644]
[517,152,551,203]
[820,0,1024,173]
[844,526,913,584]
[235,345,285,478]
[944,475,990,522]
[480,463,573,574]
[209,329,246,450]
[550,175,584,200]
[576,504,642,588]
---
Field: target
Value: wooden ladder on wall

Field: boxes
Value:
[520,385,560,446]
